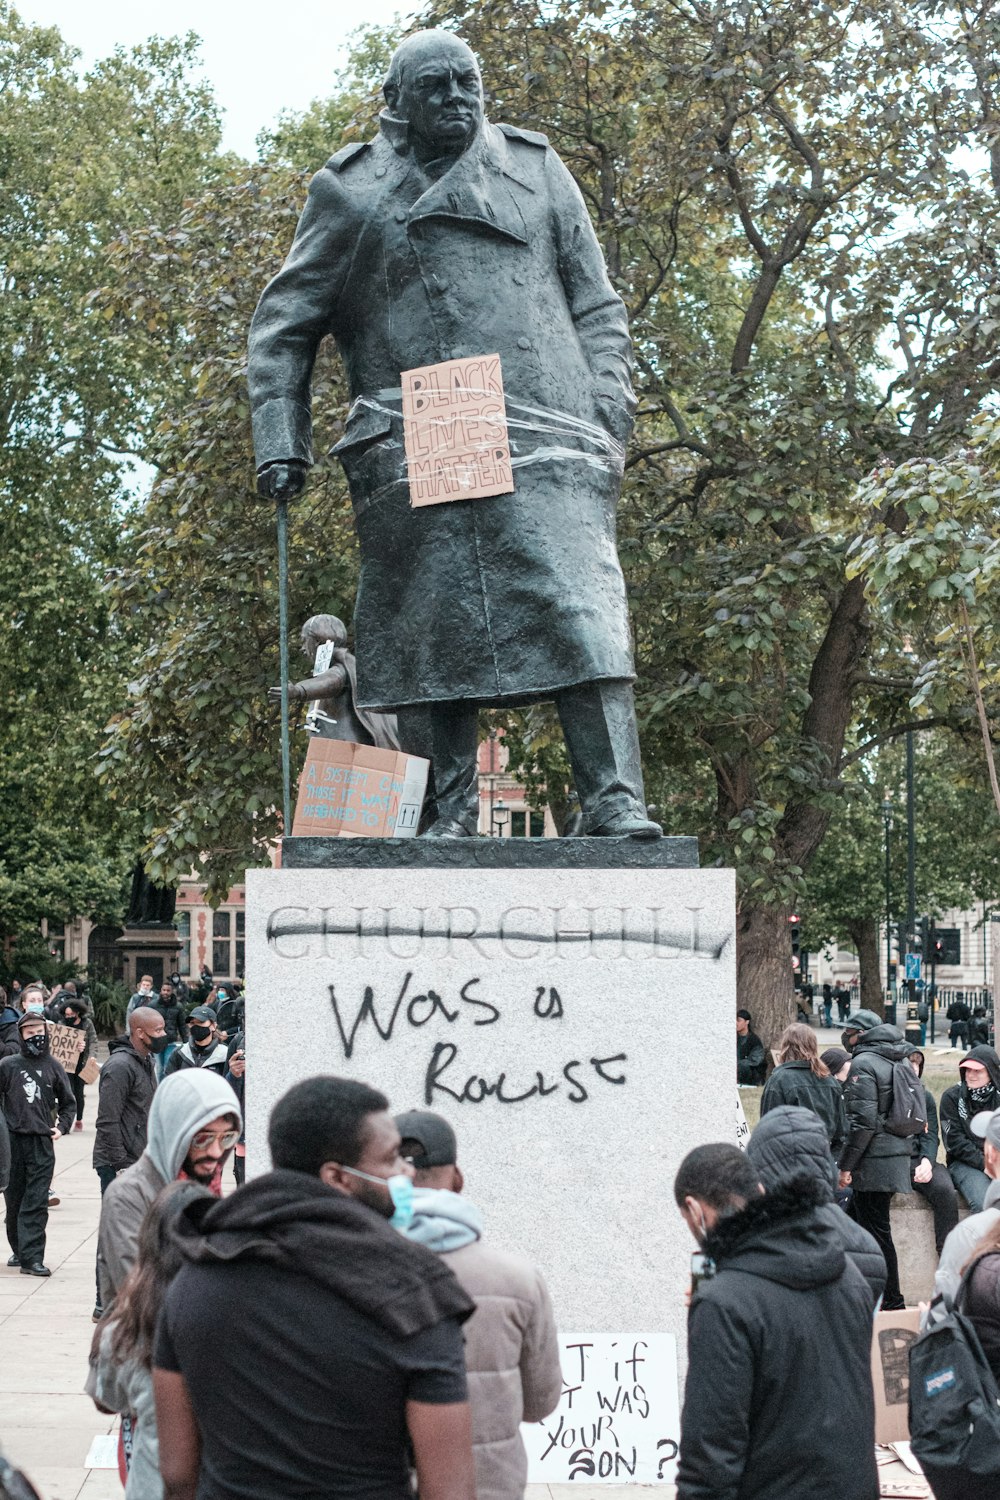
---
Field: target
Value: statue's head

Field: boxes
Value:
[383,30,483,157]
[300,613,347,663]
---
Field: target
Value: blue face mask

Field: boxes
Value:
[337,1165,415,1231]
[25,1003,44,1016]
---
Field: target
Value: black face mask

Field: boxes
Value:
[190,1024,213,1044]
[21,1034,48,1059]
[147,1033,170,1054]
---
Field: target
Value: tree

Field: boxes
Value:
[798,732,1000,1011]
[100,0,1000,1049]
[0,6,224,942]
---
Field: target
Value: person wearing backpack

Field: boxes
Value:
[838,1014,916,1310]
[909,1180,1000,1500]
[941,1047,1000,1211]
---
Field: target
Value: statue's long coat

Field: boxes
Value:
[248,115,637,712]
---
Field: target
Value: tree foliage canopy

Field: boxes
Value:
[0,3,223,937]
[6,1,1000,1040]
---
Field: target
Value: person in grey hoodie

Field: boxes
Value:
[89,1180,212,1500]
[395,1109,562,1500]
[96,1069,241,1312]
[746,1106,887,1308]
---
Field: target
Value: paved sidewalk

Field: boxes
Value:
[0,1124,118,1499]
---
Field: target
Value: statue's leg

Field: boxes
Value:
[555,680,661,838]
[396,701,480,836]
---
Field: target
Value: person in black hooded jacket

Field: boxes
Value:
[760,1024,846,1154]
[905,1046,959,1251]
[674,1143,878,1500]
[940,1044,1000,1210]
[839,1014,912,1310]
[746,1106,886,1307]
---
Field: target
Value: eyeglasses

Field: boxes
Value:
[190,1129,240,1151]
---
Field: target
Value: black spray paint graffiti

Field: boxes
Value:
[268,903,730,962]
[326,971,625,1106]
[424,1041,626,1106]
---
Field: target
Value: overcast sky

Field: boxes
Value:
[16,0,412,157]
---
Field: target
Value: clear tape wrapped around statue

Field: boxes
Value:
[339,383,627,514]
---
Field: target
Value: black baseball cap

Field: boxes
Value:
[394,1109,457,1168]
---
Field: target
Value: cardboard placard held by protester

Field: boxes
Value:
[872,1308,922,1444]
[291,737,428,838]
[79,1056,101,1085]
[402,353,515,506]
[47,1021,86,1073]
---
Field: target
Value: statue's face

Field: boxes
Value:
[395,40,483,154]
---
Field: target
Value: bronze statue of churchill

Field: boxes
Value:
[248,30,660,839]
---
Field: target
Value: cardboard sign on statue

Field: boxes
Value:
[291,738,428,839]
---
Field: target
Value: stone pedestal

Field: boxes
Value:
[246,839,735,1482]
[115,924,181,991]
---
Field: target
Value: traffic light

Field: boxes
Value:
[917,916,929,953]
[788,914,801,965]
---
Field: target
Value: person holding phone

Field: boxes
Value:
[673,1142,878,1500]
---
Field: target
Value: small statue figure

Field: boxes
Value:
[269,614,400,750]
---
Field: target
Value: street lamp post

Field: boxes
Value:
[491,799,509,838]
[882,794,894,1015]
[904,732,923,1044]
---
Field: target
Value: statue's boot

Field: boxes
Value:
[396,701,479,837]
[556,680,662,839]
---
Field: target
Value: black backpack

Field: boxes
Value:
[909,1258,1000,1480]
[885,1059,928,1137]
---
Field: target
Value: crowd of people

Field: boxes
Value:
[728,1003,1000,1498]
[3,977,1000,1498]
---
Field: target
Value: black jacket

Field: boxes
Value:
[174,1168,474,1338]
[746,1105,887,1307]
[215,996,244,1038]
[737,1030,766,1086]
[839,1025,913,1194]
[947,1000,972,1023]
[677,1176,878,1500]
[93,1036,156,1171]
[0,1004,21,1054]
[0,1051,76,1136]
[909,1083,940,1165]
[760,1062,846,1153]
[940,1045,1000,1172]
[149,997,188,1044]
[964,1250,1000,1384]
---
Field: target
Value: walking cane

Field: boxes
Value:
[276,496,292,837]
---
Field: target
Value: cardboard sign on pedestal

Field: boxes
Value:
[872,1308,922,1444]
[291,738,428,838]
[402,353,515,507]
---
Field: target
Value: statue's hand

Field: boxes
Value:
[268,683,304,704]
[257,461,308,501]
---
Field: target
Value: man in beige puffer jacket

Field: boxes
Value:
[396,1110,563,1500]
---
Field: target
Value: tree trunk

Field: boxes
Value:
[848,919,884,1019]
[737,903,796,1054]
